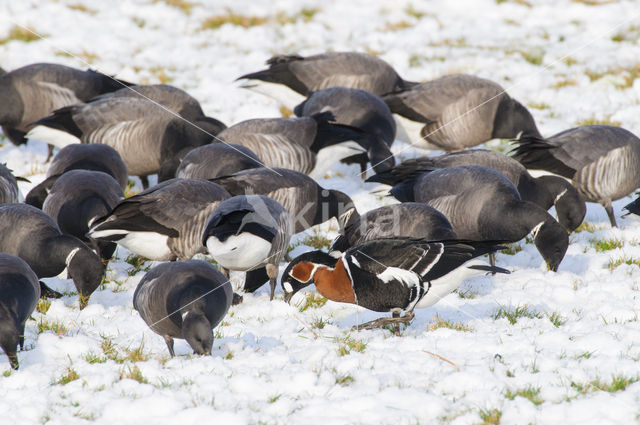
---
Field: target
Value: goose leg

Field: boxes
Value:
[604,202,617,227]
[164,335,175,357]
[19,324,25,351]
[140,175,150,190]
[266,263,278,301]
[354,311,415,333]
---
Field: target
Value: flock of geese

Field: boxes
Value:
[1,51,639,369]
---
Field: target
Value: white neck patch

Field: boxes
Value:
[181,311,190,321]
[65,247,81,266]
[530,221,545,240]
[554,189,568,204]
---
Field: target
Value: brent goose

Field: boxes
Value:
[211,167,358,233]
[375,165,569,271]
[175,143,264,180]
[88,179,230,261]
[133,260,232,356]
[623,196,640,218]
[25,143,128,208]
[383,74,541,151]
[203,195,293,300]
[369,149,586,232]
[42,170,123,261]
[330,203,456,253]
[512,125,640,227]
[26,94,223,186]
[0,203,105,308]
[0,254,40,369]
[0,164,21,204]
[237,52,416,109]
[0,63,131,149]
[282,238,506,331]
[215,112,366,176]
[294,86,396,174]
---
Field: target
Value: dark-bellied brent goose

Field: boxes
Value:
[175,143,264,180]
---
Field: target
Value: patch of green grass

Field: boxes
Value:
[456,287,478,299]
[429,315,472,332]
[576,117,622,127]
[36,298,51,314]
[268,394,282,403]
[408,54,425,68]
[3,369,11,377]
[279,105,293,117]
[571,374,639,394]
[120,365,148,384]
[505,386,543,405]
[149,66,173,84]
[125,254,151,276]
[513,48,544,65]
[84,352,107,364]
[335,373,355,386]
[547,311,567,327]
[571,0,616,5]
[301,232,333,250]
[0,26,42,44]
[336,334,367,356]
[405,4,426,18]
[298,293,328,312]
[201,11,268,30]
[574,221,596,233]
[608,256,640,271]
[478,408,502,424]
[551,78,578,89]
[73,410,97,421]
[225,350,234,360]
[37,319,68,336]
[589,238,624,252]
[67,3,97,14]
[385,21,413,31]
[123,342,149,363]
[500,243,522,255]
[573,350,594,360]
[310,316,329,329]
[55,367,79,385]
[492,304,542,325]
[157,0,199,14]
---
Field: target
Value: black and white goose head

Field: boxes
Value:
[530,217,569,272]
[181,310,213,355]
[281,250,338,303]
[65,244,107,309]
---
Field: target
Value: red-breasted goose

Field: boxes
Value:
[369,149,586,232]
[237,52,416,109]
[383,74,541,151]
[88,179,230,261]
[203,195,293,300]
[0,254,40,369]
[282,238,506,331]
[133,260,232,357]
[512,125,640,227]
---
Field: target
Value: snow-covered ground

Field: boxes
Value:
[1,0,640,424]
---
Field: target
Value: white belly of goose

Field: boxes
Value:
[26,125,81,148]
[89,229,172,260]
[415,259,489,309]
[205,233,272,271]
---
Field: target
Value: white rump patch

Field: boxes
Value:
[26,125,81,148]
[392,114,437,150]
[238,79,306,110]
[377,267,420,287]
[65,247,81,266]
[205,233,271,271]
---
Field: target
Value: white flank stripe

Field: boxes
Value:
[26,125,81,148]
[377,267,420,287]
[65,247,81,266]
[554,188,568,203]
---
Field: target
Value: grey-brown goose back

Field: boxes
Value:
[512,125,640,227]
[175,143,264,180]
[0,164,20,204]
[383,74,541,151]
[0,63,130,146]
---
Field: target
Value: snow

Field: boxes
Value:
[1,0,640,424]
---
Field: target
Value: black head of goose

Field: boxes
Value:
[330,203,456,253]
[0,163,22,204]
[133,260,232,357]
[282,238,507,331]
[210,167,359,233]
[0,203,105,309]
[88,179,230,261]
[623,195,640,218]
[368,149,586,232]
[294,86,396,174]
[202,195,293,300]
[215,112,367,176]
[26,96,221,187]
[237,52,417,110]
[379,165,569,271]
[382,74,541,151]
[25,143,128,208]
[0,253,40,369]
[0,63,132,148]
[175,143,264,180]
[41,170,124,261]
[512,125,640,227]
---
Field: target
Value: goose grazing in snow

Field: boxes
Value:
[215,112,367,176]
[294,86,396,174]
[25,143,128,208]
[26,88,225,187]
[512,125,640,227]
[0,203,106,309]
[175,143,264,180]
[41,170,124,261]
[211,167,358,233]
[88,179,230,261]
[0,164,22,204]
[373,165,569,271]
[0,254,40,369]
[133,260,233,357]
[368,149,586,232]
[282,238,507,332]
[237,52,416,110]
[330,203,456,253]
[0,63,131,150]
[383,74,541,151]
[203,195,293,300]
